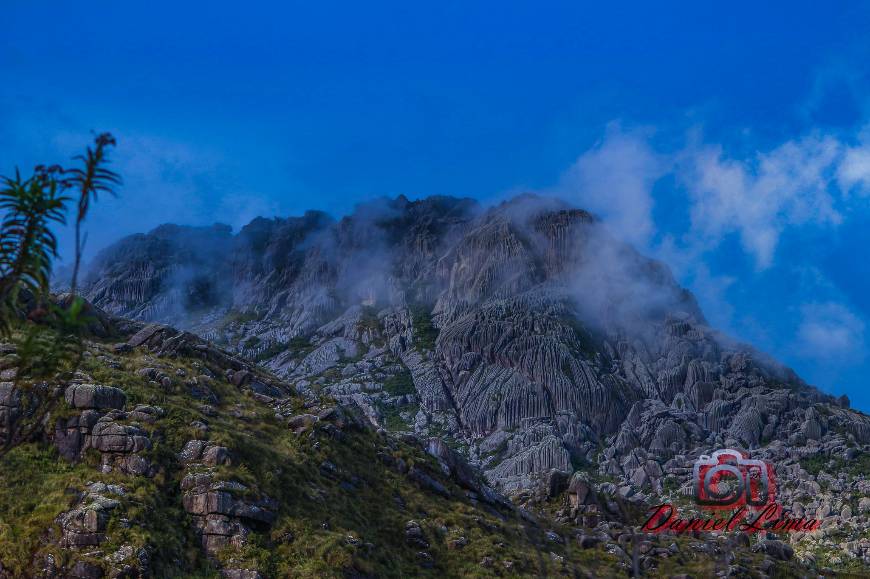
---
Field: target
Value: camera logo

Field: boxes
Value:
[693,449,775,509]
[642,448,819,534]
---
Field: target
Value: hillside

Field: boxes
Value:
[0,312,801,578]
[14,192,866,575]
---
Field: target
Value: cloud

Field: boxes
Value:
[49,132,233,263]
[838,145,870,193]
[796,302,866,362]
[679,135,843,269]
[837,128,870,195]
[555,124,870,374]
[560,124,870,271]
[214,193,284,231]
[558,124,663,248]
[0,98,290,264]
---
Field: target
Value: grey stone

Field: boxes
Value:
[64,384,126,410]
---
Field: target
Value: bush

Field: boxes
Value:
[383,369,415,396]
[410,305,439,350]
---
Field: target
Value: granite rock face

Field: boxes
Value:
[0,381,21,447]
[83,194,868,493]
[52,482,149,578]
[54,401,157,476]
[65,384,127,410]
[179,438,277,556]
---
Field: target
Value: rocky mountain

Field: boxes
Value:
[62,193,870,574]
[5,303,835,578]
[0,310,616,577]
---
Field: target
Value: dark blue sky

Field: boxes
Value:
[4,1,870,409]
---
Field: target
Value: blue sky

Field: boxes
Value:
[4,1,870,409]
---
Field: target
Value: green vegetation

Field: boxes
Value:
[380,401,419,432]
[0,444,94,575]
[65,133,121,298]
[288,335,313,351]
[359,306,380,331]
[1,326,635,577]
[219,309,260,329]
[254,341,289,362]
[801,452,870,477]
[410,304,439,350]
[800,454,830,476]
[0,166,68,335]
[562,315,600,360]
[0,134,119,375]
[383,368,416,396]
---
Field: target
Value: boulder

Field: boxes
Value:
[180,440,207,463]
[64,384,126,410]
[69,561,104,579]
[0,381,21,445]
[91,420,150,453]
[568,473,592,507]
[756,539,794,561]
[405,520,429,549]
[230,370,253,387]
[203,445,232,466]
[288,413,319,432]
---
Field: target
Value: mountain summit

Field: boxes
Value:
[3,194,869,576]
[81,195,867,494]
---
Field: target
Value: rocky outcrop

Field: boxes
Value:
[0,381,21,447]
[425,438,507,506]
[81,193,863,499]
[180,439,232,466]
[65,384,127,410]
[51,482,150,578]
[181,465,277,555]
[125,324,291,401]
[57,483,124,549]
[54,389,157,476]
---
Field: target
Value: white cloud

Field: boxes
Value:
[555,125,870,373]
[837,129,870,194]
[559,126,858,270]
[679,135,843,269]
[558,124,663,248]
[41,129,292,262]
[48,132,232,262]
[796,302,866,362]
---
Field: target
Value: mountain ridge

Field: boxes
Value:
[8,193,870,575]
[78,194,860,491]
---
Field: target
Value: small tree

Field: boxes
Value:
[0,167,69,335]
[0,133,121,378]
[63,132,121,298]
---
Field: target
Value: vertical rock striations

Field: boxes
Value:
[82,194,864,493]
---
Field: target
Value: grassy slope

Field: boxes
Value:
[0,336,623,578]
[1,329,845,578]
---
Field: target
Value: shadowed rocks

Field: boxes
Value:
[81,194,863,497]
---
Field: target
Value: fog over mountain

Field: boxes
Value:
[5,193,870,576]
[79,194,866,491]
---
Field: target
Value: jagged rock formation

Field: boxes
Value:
[180,465,277,555]
[81,194,869,497]
[5,307,656,577]
[0,290,866,576]
[0,381,21,447]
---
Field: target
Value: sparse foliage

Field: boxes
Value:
[0,133,120,376]
[0,167,69,334]
[63,132,121,298]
